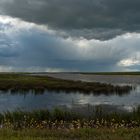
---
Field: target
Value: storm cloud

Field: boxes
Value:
[0,1,140,72]
[0,0,140,39]
[0,16,139,72]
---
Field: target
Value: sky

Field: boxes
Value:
[0,0,140,72]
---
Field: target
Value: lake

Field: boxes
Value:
[0,73,140,113]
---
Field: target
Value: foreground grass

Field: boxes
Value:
[1,107,140,129]
[0,108,140,139]
[0,128,140,140]
[0,73,132,94]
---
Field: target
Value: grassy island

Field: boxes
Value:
[0,73,133,95]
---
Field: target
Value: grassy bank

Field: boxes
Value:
[2,110,140,140]
[0,73,132,94]
[0,108,139,139]
[0,108,140,139]
[0,128,140,140]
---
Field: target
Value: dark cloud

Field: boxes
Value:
[0,22,139,71]
[0,20,118,71]
[0,15,139,72]
[0,0,140,40]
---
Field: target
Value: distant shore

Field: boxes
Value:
[80,72,140,75]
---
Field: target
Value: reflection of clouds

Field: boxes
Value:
[0,87,139,112]
[123,106,135,112]
[68,104,137,115]
[76,94,90,104]
[77,94,111,105]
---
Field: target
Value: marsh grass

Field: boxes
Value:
[0,128,140,140]
[0,73,133,95]
[0,107,140,129]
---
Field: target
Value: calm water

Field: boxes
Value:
[0,73,140,113]
[0,86,139,113]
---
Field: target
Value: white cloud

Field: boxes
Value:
[0,65,13,72]
[118,59,140,67]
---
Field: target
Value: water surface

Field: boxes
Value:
[0,73,140,113]
[0,86,139,113]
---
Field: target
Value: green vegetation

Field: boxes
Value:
[0,73,132,95]
[0,128,140,140]
[0,107,140,129]
[0,108,139,139]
